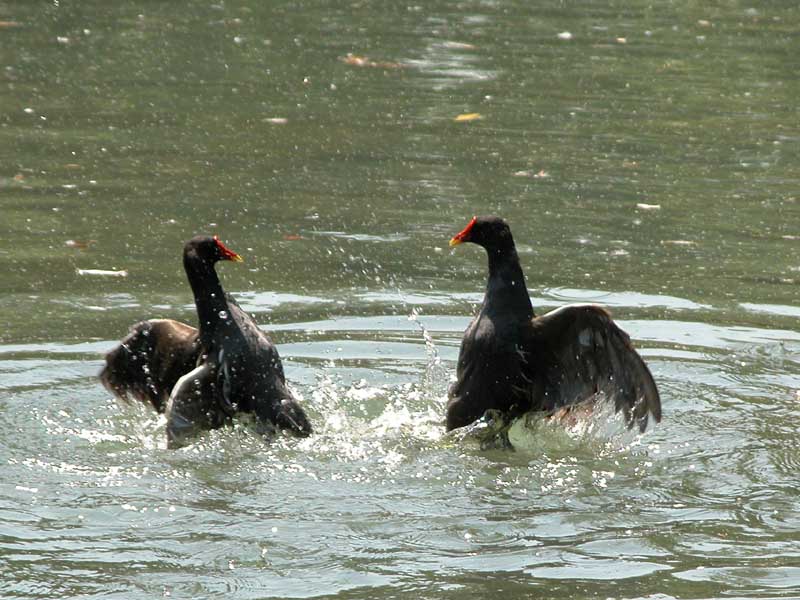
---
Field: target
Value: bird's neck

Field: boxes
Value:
[184,254,230,344]
[482,245,534,320]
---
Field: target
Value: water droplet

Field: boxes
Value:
[218,310,228,320]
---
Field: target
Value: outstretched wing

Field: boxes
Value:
[99,319,200,412]
[524,304,661,432]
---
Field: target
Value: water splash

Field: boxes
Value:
[507,398,649,454]
[407,307,450,399]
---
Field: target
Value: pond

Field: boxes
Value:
[1,1,799,598]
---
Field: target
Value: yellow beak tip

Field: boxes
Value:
[449,238,461,247]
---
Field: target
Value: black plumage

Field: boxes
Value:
[447,216,661,434]
[99,235,312,447]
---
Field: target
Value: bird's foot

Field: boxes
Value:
[451,409,515,451]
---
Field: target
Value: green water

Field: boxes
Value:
[1,1,799,598]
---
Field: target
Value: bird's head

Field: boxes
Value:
[449,215,514,251]
[184,235,244,264]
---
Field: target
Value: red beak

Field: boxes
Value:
[450,216,477,247]
[213,236,244,262]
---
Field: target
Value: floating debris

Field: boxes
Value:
[636,203,661,211]
[340,53,404,69]
[0,21,21,28]
[76,268,128,277]
[65,239,95,249]
[341,54,370,67]
[557,31,573,40]
[440,41,477,50]
[661,240,696,247]
[454,113,482,122]
[265,117,288,124]
[616,37,627,44]
[283,234,303,241]
[513,169,549,178]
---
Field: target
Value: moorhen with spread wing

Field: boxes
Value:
[447,216,661,436]
[100,236,312,447]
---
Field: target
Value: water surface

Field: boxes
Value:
[1,1,799,598]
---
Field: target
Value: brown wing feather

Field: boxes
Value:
[99,319,201,412]
[524,304,661,432]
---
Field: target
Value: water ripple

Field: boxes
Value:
[1,305,800,598]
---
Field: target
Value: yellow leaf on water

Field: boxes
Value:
[454,113,482,122]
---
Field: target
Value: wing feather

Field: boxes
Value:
[525,304,660,432]
[99,319,200,412]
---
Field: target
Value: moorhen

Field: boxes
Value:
[447,216,661,438]
[165,235,312,447]
[100,235,312,447]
